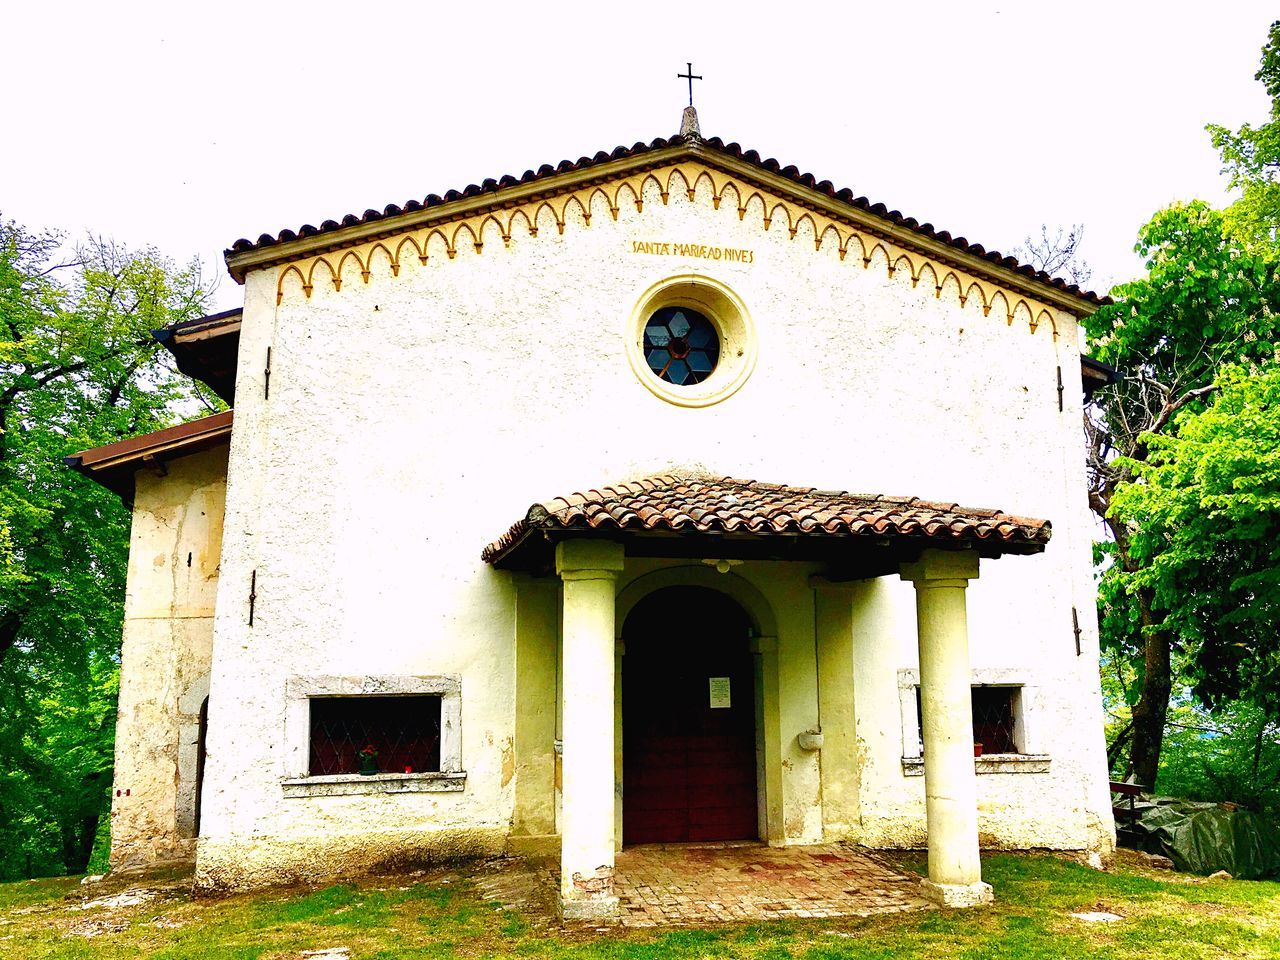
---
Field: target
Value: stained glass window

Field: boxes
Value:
[643,307,720,386]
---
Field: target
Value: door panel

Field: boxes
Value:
[622,586,758,845]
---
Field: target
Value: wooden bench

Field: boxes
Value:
[1111,780,1149,845]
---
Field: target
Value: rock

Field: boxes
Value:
[80,875,106,885]
[67,918,129,937]
[76,890,156,911]
[1142,853,1175,870]
[1208,870,1233,880]
[1071,911,1124,923]
[299,950,351,959]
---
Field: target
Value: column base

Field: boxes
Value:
[921,878,993,908]
[560,895,619,921]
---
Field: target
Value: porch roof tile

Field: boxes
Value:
[481,475,1050,568]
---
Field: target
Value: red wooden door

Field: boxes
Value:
[622,587,758,844]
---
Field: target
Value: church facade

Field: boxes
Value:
[70,111,1116,917]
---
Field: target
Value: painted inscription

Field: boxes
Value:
[630,240,754,263]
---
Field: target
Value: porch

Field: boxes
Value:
[483,476,1052,919]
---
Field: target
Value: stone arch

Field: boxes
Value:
[366,242,394,278]
[615,565,779,641]
[176,673,211,842]
[613,181,642,217]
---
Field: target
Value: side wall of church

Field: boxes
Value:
[195,169,1113,887]
[109,445,227,871]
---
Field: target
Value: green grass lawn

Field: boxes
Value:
[1,853,1277,959]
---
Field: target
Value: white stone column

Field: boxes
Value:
[556,540,625,920]
[900,549,992,908]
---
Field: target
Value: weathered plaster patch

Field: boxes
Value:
[500,737,515,787]
[110,447,226,872]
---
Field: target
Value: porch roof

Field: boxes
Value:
[481,475,1051,574]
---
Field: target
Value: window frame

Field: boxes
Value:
[625,274,757,408]
[281,675,465,797]
[896,668,1050,776]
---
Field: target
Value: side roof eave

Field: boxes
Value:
[65,410,233,502]
[153,309,242,404]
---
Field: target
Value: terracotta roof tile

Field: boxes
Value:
[225,133,1107,308]
[481,475,1050,566]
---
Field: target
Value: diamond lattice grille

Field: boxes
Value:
[913,686,1020,756]
[308,695,442,775]
[971,687,1017,755]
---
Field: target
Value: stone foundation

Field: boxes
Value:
[194,826,507,891]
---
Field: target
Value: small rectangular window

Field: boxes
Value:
[308,695,441,776]
[913,685,1023,755]
[971,687,1018,755]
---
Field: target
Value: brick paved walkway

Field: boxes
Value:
[611,842,931,926]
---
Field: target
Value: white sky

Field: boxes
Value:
[3,2,1275,311]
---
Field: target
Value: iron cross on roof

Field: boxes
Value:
[678,62,702,107]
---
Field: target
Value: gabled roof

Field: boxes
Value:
[483,475,1051,573]
[65,410,233,501]
[223,132,1108,313]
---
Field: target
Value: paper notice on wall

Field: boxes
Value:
[708,676,731,709]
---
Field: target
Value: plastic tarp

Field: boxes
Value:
[1127,798,1280,879]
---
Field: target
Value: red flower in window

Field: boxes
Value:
[358,744,379,759]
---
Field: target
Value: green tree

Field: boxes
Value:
[1085,202,1280,790]
[1208,20,1280,253]
[1111,366,1280,716]
[1158,700,1280,813]
[0,216,210,878]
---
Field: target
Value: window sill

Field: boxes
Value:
[901,754,1051,777]
[281,771,467,798]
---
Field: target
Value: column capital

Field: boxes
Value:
[899,549,979,586]
[555,540,625,580]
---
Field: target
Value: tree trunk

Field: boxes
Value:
[69,813,100,874]
[58,822,79,875]
[1107,718,1134,773]
[1128,586,1171,790]
[0,611,20,665]
[1104,508,1172,793]
[62,773,108,874]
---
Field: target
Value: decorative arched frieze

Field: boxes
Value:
[270,161,1066,340]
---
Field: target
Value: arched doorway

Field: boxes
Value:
[622,586,758,844]
[193,696,209,838]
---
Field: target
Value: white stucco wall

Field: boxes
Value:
[193,169,1113,887]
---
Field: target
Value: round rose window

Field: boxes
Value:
[643,306,720,386]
